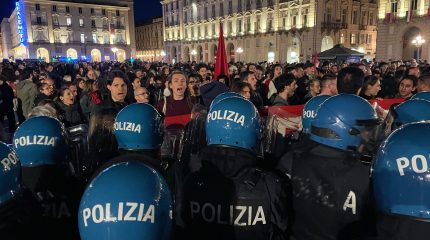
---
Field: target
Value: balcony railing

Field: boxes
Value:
[31,21,48,26]
[321,22,348,30]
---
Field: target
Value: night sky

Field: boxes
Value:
[0,0,162,26]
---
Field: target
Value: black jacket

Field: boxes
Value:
[33,93,52,107]
[0,83,14,110]
[56,101,85,127]
[90,96,127,117]
[179,146,291,240]
[279,143,376,240]
[21,165,85,240]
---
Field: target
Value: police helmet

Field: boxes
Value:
[411,91,430,102]
[392,99,430,129]
[302,95,331,134]
[206,96,261,151]
[372,122,430,220]
[209,91,244,110]
[13,116,67,167]
[78,160,172,240]
[310,94,380,151]
[114,103,163,150]
[0,142,21,204]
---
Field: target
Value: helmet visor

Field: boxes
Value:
[356,119,384,155]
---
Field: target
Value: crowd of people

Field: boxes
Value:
[0,58,430,240]
[0,59,429,136]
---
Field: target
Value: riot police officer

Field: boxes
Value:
[279,94,380,240]
[13,116,84,239]
[113,103,164,172]
[410,91,430,101]
[179,96,291,240]
[372,122,430,239]
[301,95,331,135]
[0,142,37,239]
[78,159,172,240]
[278,95,331,175]
[391,99,430,130]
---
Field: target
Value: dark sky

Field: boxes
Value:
[0,0,162,26]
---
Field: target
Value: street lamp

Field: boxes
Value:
[236,47,244,62]
[411,35,425,60]
[111,47,119,61]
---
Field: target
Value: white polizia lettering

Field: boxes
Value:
[303,110,316,119]
[1,152,19,171]
[343,191,357,215]
[396,155,429,176]
[82,202,155,227]
[14,135,57,148]
[190,201,266,226]
[114,122,142,133]
[207,110,246,126]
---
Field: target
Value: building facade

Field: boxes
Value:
[136,17,164,61]
[376,0,429,61]
[161,0,378,64]
[1,0,136,62]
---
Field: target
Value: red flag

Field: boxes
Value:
[312,53,318,71]
[213,23,229,80]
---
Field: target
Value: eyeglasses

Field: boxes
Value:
[135,92,149,97]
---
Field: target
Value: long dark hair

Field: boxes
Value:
[361,75,379,94]
[166,71,195,109]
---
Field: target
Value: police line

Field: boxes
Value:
[164,98,406,130]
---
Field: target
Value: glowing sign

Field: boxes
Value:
[15,0,28,46]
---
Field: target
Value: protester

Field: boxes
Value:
[56,85,85,127]
[16,67,37,119]
[156,71,196,117]
[91,70,128,115]
[134,86,150,104]
[359,75,382,100]
[396,75,417,99]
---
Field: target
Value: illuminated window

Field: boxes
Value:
[351,33,356,44]
[92,33,97,43]
[81,34,85,43]
[79,19,84,27]
[67,18,72,26]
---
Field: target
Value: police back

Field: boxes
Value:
[179,97,291,240]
